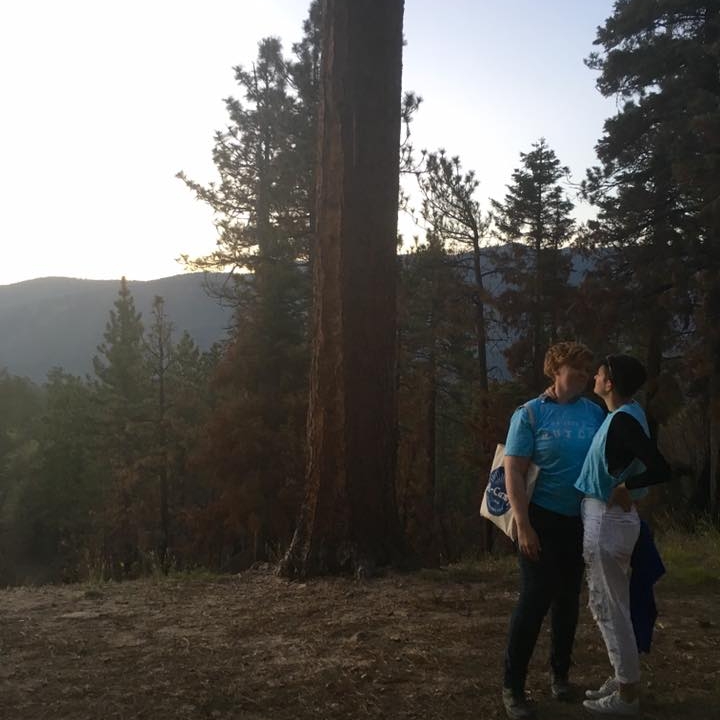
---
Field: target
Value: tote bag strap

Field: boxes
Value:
[523,397,541,432]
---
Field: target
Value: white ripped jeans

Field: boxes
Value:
[582,498,641,685]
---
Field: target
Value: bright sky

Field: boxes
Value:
[1,0,617,286]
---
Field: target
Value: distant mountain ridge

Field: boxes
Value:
[2,249,593,384]
[0,274,234,383]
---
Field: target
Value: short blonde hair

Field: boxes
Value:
[544,341,594,379]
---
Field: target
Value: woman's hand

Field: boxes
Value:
[609,485,633,512]
[516,521,541,561]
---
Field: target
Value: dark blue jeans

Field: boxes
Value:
[503,502,584,695]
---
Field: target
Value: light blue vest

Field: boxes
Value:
[574,401,650,502]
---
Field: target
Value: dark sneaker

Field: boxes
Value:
[502,687,537,720]
[550,673,573,701]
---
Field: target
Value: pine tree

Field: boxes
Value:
[586,0,720,518]
[144,295,174,569]
[16,370,101,581]
[93,278,146,403]
[417,150,491,393]
[92,277,149,575]
[410,149,502,551]
[491,139,575,390]
[396,234,480,561]
[582,121,691,434]
[0,370,43,582]
[162,331,217,566]
[172,7,322,568]
[177,4,320,292]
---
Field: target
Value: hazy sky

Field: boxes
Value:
[1,0,617,286]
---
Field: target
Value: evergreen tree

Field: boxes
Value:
[417,150,491,393]
[173,6,321,568]
[0,370,42,582]
[163,332,218,566]
[397,235,480,561]
[93,277,147,405]
[491,139,575,390]
[15,370,101,582]
[411,149,503,551]
[177,3,320,292]
[581,119,692,433]
[0,370,42,512]
[587,0,720,518]
[92,277,150,575]
[144,295,174,569]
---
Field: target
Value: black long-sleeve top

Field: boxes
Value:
[605,411,671,489]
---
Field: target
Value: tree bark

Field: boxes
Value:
[644,304,666,440]
[532,237,544,391]
[280,0,406,578]
[471,230,489,394]
[705,273,720,524]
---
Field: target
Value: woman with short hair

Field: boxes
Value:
[502,342,605,720]
[575,354,670,717]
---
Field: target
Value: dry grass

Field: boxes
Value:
[0,543,718,720]
[656,520,720,590]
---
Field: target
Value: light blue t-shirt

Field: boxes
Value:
[574,401,650,503]
[505,395,606,517]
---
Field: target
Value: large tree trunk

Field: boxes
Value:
[532,237,544,392]
[705,272,720,524]
[470,232,494,551]
[644,304,667,440]
[280,0,406,578]
[471,232,489,394]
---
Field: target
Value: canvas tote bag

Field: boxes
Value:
[480,402,540,540]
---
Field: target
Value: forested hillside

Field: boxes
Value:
[0,274,232,382]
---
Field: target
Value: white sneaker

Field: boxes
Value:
[585,676,620,700]
[583,690,639,716]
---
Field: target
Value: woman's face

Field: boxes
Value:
[554,363,590,398]
[593,364,612,398]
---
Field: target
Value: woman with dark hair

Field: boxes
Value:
[502,342,605,720]
[575,354,670,717]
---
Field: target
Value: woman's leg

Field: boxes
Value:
[504,549,554,695]
[585,502,641,698]
[549,513,584,681]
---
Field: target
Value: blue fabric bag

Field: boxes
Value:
[630,520,665,653]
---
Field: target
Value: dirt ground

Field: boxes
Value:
[0,560,717,720]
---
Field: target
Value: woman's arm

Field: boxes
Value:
[607,413,671,489]
[505,455,540,560]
